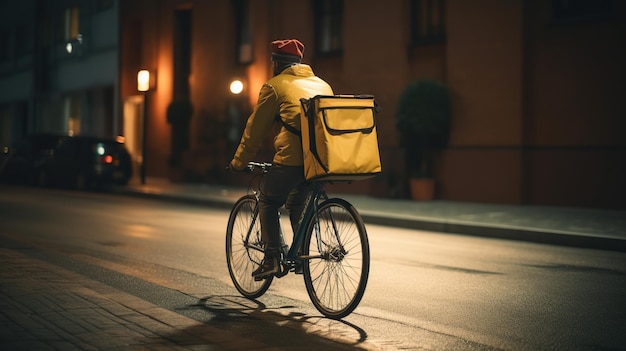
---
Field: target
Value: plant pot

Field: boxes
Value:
[409,178,435,201]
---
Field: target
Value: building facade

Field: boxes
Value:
[2,0,624,208]
[119,0,625,208]
[0,0,120,144]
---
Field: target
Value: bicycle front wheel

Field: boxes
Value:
[226,195,272,298]
[302,198,370,319]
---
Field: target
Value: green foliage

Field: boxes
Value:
[395,79,452,177]
[395,79,451,147]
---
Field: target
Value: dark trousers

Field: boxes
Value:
[259,164,311,248]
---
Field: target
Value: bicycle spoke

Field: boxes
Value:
[226,196,272,298]
[303,199,370,318]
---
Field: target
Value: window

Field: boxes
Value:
[410,0,445,46]
[174,9,192,99]
[314,0,343,56]
[64,94,81,136]
[0,104,11,148]
[64,6,80,41]
[0,29,10,62]
[552,0,614,22]
[15,23,32,57]
[232,0,253,64]
[40,16,53,49]
[96,0,114,12]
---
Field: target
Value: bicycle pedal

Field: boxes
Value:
[275,271,288,278]
[273,264,290,278]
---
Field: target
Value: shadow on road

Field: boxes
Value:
[167,294,372,350]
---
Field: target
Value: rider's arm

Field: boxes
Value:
[230,84,279,170]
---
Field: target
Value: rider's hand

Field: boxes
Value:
[226,160,246,172]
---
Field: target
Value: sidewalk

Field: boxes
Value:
[115,178,626,253]
[0,248,275,350]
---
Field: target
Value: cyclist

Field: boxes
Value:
[228,39,333,280]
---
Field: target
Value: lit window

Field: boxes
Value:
[64,7,80,41]
[64,95,81,136]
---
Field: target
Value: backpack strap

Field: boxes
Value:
[277,116,302,138]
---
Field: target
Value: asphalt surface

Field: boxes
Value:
[116,178,626,253]
[2,179,625,350]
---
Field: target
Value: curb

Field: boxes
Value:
[358,212,626,252]
[114,188,626,253]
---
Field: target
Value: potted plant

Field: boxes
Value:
[395,79,451,200]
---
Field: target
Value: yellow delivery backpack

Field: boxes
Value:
[299,95,382,181]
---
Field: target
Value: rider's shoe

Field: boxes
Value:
[252,255,279,281]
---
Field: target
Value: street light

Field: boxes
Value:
[137,69,155,185]
[227,79,246,151]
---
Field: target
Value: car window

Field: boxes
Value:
[13,136,57,158]
[55,139,79,157]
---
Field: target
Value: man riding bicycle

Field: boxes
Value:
[228,39,334,280]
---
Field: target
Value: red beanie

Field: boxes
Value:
[271,39,304,61]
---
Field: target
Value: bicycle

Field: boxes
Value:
[225,161,370,319]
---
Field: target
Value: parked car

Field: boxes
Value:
[36,135,133,189]
[0,133,65,185]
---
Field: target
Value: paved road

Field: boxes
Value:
[116,178,626,252]
[1,185,625,350]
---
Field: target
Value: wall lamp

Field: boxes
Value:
[229,79,244,95]
[65,33,83,55]
[137,69,156,92]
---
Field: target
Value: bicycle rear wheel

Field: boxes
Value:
[302,198,370,319]
[226,195,272,298]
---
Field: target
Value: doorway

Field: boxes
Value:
[123,95,144,182]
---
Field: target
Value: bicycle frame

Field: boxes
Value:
[285,181,327,261]
[243,198,263,255]
[227,161,371,318]
[243,180,331,266]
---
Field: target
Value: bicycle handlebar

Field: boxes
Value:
[246,162,272,173]
[226,161,272,173]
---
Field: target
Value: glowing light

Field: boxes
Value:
[65,34,83,55]
[103,155,113,164]
[137,70,151,92]
[229,80,244,95]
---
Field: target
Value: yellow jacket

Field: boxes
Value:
[231,64,333,169]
